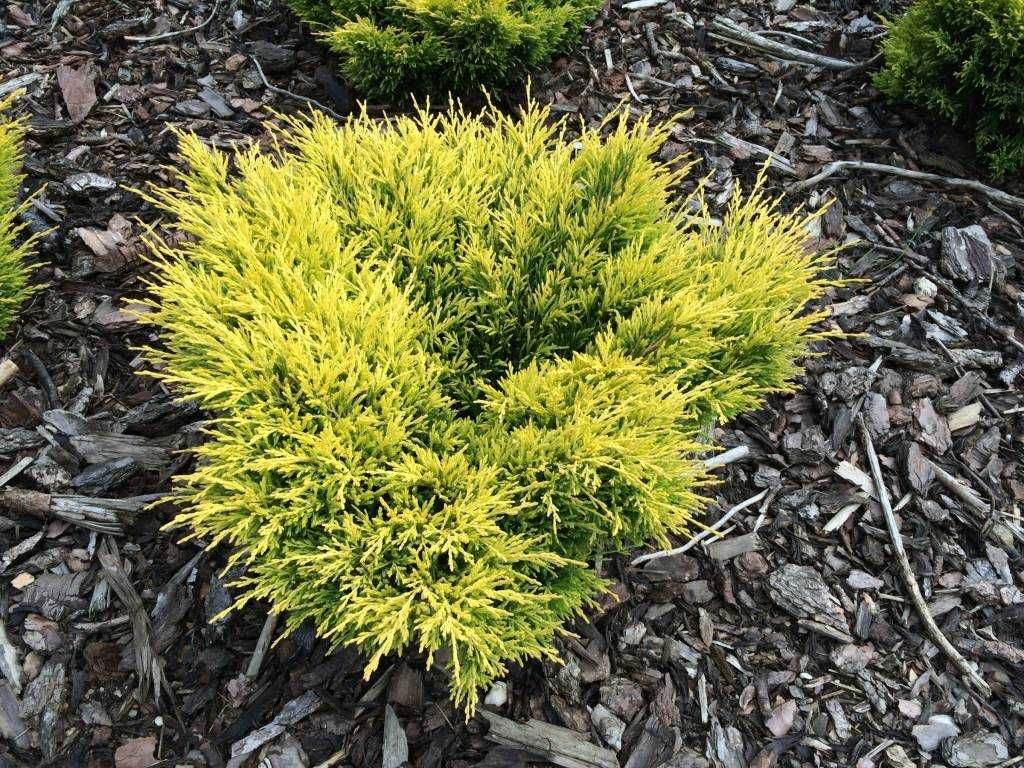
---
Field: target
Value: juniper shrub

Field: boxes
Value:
[142,102,833,711]
[283,0,602,101]
[875,0,1024,177]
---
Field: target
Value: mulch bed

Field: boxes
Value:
[0,1,1021,767]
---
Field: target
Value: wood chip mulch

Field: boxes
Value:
[0,1,1021,767]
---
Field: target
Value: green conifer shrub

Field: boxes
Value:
[282,0,602,101]
[874,0,1024,177]
[142,103,832,711]
[0,98,36,336]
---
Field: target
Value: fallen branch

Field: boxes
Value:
[790,160,1024,209]
[717,132,797,176]
[251,56,347,122]
[0,456,32,489]
[246,611,279,679]
[74,614,131,633]
[0,488,160,534]
[124,1,219,44]
[478,709,618,768]
[703,445,749,471]
[312,749,349,768]
[857,416,992,698]
[709,16,860,71]
[925,271,1024,356]
[928,460,989,517]
[631,488,769,566]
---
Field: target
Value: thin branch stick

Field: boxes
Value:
[0,456,32,488]
[703,445,749,471]
[857,416,992,697]
[708,17,860,70]
[312,749,350,768]
[250,56,347,122]
[928,460,989,516]
[717,132,797,176]
[0,488,159,534]
[124,1,219,44]
[631,488,769,566]
[925,459,1023,543]
[925,271,1024,356]
[74,614,131,633]
[246,611,279,679]
[790,160,1024,209]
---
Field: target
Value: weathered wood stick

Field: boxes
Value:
[0,488,161,534]
[709,16,860,70]
[479,709,619,768]
[790,160,1024,209]
[857,417,992,698]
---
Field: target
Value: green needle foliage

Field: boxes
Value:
[282,0,601,101]
[142,102,832,712]
[0,96,36,337]
[874,0,1024,177]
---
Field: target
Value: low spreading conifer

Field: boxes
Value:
[0,98,36,336]
[282,0,602,101]
[142,103,832,711]
[874,0,1024,177]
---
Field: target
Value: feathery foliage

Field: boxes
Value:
[0,96,35,337]
[282,0,601,100]
[874,0,1024,177]
[142,102,832,711]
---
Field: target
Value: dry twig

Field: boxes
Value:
[703,445,749,470]
[0,488,158,534]
[857,416,992,697]
[250,56,347,122]
[124,1,219,44]
[245,611,279,679]
[631,488,769,566]
[478,709,618,768]
[790,160,1024,209]
[708,16,861,70]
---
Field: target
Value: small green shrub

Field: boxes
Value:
[0,98,35,336]
[283,0,601,101]
[874,0,1024,177]
[143,103,831,711]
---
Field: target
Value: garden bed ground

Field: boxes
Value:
[0,1,1022,767]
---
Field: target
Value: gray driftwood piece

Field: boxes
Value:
[68,433,173,470]
[0,488,161,534]
[479,710,619,768]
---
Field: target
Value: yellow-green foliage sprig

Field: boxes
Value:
[141,102,833,712]
[0,95,36,336]
[284,0,602,101]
